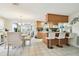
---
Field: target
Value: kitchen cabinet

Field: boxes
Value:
[46,13,68,25]
[36,21,44,29]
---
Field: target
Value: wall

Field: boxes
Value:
[72,22,79,36]
[69,12,79,23]
[4,19,12,31]
[69,12,79,48]
[69,12,79,35]
[0,17,4,31]
[0,17,12,32]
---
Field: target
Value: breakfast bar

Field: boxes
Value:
[42,32,70,49]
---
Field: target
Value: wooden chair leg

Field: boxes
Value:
[66,38,70,46]
[47,40,53,49]
[57,39,63,48]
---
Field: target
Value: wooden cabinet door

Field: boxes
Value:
[36,21,44,29]
[47,14,68,24]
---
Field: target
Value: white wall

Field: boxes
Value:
[72,22,79,36]
[69,12,79,23]
[0,17,13,32]
[69,12,79,35]
[4,20,12,32]
[69,12,79,48]
[0,17,4,31]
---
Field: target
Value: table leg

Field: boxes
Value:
[7,44,10,56]
[22,39,26,47]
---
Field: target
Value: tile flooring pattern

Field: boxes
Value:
[0,41,79,56]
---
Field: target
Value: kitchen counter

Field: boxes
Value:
[41,32,70,48]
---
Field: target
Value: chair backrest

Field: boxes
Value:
[58,32,65,39]
[48,32,56,39]
[6,32,22,46]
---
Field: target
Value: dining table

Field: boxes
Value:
[21,34,31,46]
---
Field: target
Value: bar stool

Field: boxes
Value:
[57,32,66,47]
[47,32,56,49]
[65,33,73,46]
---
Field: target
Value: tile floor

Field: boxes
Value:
[0,39,79,56]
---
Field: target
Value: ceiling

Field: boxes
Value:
[0,3,79,22]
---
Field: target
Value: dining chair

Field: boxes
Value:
[6,32,23,48]
[4,32,23,55]
[65,33,73,46]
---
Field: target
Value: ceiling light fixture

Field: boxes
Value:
[12,3,19,6]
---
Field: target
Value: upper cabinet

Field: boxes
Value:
[46,14,68,24]
[36,21,44,29]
